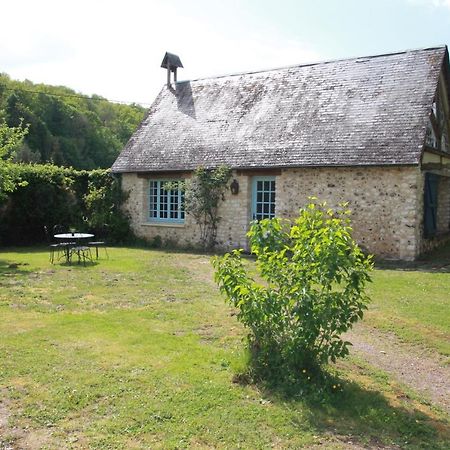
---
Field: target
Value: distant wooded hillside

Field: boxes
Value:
[0,73,146,169]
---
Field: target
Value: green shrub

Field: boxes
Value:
[0,163,131,245]
[0,164,80,244]
[212,201,373,379]
[0,118,29,200]
[83,169,131,243]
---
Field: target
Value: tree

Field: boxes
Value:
[0,74,146,170]
[212,200,373,379]
[0,117,28,199]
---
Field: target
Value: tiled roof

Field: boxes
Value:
[112,46,448,173]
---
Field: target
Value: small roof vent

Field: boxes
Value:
[161,52,183,87]
[161,52,183,70]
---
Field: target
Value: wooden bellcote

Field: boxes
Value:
[161,52,183,87]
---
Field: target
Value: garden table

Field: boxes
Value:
[54,233,94,263]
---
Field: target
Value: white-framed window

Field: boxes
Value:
[252,176,276,221]
[149,179,185,223]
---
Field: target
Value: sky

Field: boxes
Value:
[1,0,450,106]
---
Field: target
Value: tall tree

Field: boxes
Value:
[0,73,146,169]
[0,116,28,199]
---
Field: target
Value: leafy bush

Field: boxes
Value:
[0,164,80,244]
[0,118,28,199]
[212,201,373,379]
[0,163,131,245]
[83,169,131,243]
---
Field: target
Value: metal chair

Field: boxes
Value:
[52,225,76,263]
[88,225,109,259]
[69,246,93,266]
[44,225,68,264]
[88,240,109,259]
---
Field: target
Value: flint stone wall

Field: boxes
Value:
[120,166,439,260]
[120,172,251,250]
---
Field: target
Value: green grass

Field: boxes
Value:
[367,267,450,358]
[0,247,449,449]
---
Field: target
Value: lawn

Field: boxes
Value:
[0,247,449,449]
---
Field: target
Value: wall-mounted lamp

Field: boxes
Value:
[230,179,239,195]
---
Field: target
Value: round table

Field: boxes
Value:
[54,233,94,240]
[54,233,94,263]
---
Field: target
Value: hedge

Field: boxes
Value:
[0,164,131,245]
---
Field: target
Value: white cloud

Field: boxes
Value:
[0,0,320,105]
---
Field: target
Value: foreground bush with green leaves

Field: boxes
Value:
[213,201,373,378]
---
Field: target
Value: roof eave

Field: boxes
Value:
[111,161,420,175]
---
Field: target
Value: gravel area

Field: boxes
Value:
[345,325,450,413]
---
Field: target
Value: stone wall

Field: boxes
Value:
[276,166,420,260]
[215,173,251,250]
[121,173,200,247]
[121,166,427,260]
[120,172,251,249]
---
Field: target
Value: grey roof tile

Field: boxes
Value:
[112,46,448,173]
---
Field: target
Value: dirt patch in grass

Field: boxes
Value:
[0,390,14,450]
[0,390,56,450]
[307,433,397,449]
[346,324,450,413]
[174,254,216,285]
[14,429,54,450]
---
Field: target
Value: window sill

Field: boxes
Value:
[142,222,185,228]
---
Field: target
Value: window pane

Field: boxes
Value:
[253,177,276,221]
[170,190,179,218]
[149,180,184,222]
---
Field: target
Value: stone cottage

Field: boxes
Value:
[112,46,450,260]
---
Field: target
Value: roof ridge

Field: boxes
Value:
[174,45,447,85]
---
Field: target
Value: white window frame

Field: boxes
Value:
[148,179,185,224]
[251,176,276,221]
